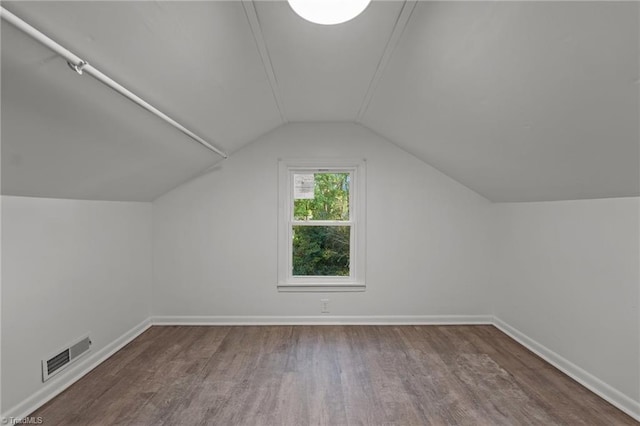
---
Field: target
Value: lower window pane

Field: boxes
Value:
[292,226,350,276]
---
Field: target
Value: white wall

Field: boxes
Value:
[3,123,636,418]
[153,123,494,318]
[1,196,152,413]
[494,197,640,405]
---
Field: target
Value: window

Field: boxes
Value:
[278,159,366,291]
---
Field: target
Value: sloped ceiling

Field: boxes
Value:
[361,1,640,202]
[1,1,638,202]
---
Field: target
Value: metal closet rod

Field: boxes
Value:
[0,7,229,159]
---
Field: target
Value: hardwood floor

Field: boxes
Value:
[32,325,636,425]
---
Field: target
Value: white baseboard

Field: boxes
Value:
[493,317,640,422]
[1,318,152,422]
[150,314,494,326]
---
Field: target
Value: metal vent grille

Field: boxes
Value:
[47,349,70,376]
[42,335,92,382]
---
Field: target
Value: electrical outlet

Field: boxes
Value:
[320,298,330,314]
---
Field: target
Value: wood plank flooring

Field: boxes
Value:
[32,325,636,425]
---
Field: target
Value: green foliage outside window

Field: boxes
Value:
[292,173,350,276]
[293,226,350,276]
[293,173,349,221]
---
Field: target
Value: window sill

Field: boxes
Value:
[277,283,365,293]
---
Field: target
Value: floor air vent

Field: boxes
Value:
[42,335,92,382]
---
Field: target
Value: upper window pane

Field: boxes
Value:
[293,172,350,221]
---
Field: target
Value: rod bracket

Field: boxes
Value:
[67,59,88,75]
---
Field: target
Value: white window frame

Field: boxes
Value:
[278,158,366,292]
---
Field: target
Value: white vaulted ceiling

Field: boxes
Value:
[361,1,640,201]
[1,1,638,201]
[252,0,405,121]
